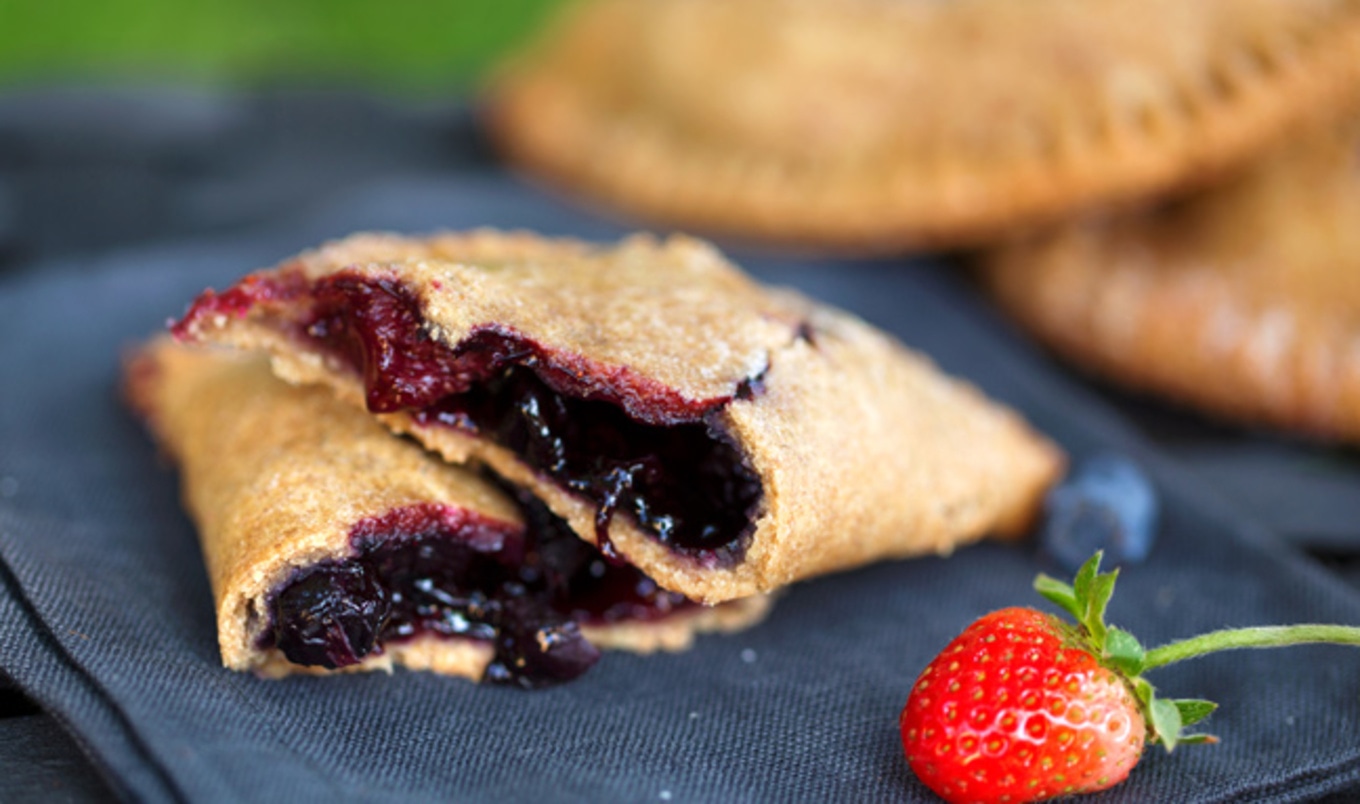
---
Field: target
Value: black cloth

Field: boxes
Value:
[3,109,1360,802]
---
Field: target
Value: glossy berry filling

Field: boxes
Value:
[296,272,764,566]
[170,269,308,339]
[262,500,694,688]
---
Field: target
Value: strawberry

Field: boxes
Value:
[900,552,1360,804]
[900,607,1145,803]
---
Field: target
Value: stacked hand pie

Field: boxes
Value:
[487,0,1360,252]
[983,121,1360,442]
[129,232,1062,686]
[487,0,1360,443]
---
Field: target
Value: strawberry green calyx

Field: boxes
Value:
[1033,553,1211,750]
[1034,552,1360,752]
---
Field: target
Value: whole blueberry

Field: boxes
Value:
[271,564,391,669]
[1042,454,1159,573]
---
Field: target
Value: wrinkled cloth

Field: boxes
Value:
[2,173,1360,803]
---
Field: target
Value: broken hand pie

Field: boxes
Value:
[173,231,1063,605]
[125,338,770,685]
[984,120,1360,443]
[487,0,1360,251]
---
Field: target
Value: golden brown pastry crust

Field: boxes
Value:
[581,594,774,654]
[250,635,495,681]
[277,230,795,408]
[125,338,772,677]
[175,231,1064,604]
[486,0,1360,252]
[984,121,1360,442]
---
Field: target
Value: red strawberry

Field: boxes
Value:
[899,552,1360,803]
[900,607,1145,803]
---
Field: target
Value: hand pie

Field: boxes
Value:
[486,0,1360,252]
[983,120,1360,442]
[124,338,770,685]
[172,230,1063,604]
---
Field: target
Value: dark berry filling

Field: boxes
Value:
[510,485,693,624]
[295,272,763,566]
[417,366,759,565]
[262,500,694,688]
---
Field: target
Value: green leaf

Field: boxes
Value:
[1149,697,1184,752]
[1132,677,1155,708]
[1171,699,1218,727]
[1083,570,1118,645]
[1104,627,1145,676]
[1034,574,1082,621]
[1072,552,1103,607]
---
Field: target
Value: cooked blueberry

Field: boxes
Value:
[422,365,760,564]
[264,499,695,686]
[485,598,600,689]
[1041,454,1159,573]
[270,564,390,669]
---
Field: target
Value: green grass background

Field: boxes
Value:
[0,0,566,92]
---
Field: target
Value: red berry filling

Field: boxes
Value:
[262,498,694,688]
[288,272,764,566]
[170,269,308,339]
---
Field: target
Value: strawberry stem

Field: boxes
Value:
[1143,625,1360,671]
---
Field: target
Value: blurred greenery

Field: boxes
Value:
[0,0,566,92]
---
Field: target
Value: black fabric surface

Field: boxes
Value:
[0,707,114,802]
[2,169,1360,803]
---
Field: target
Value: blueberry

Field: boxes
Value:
[484,597,600,689]
[271,564,391,669]
[1041,454,1159,573]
